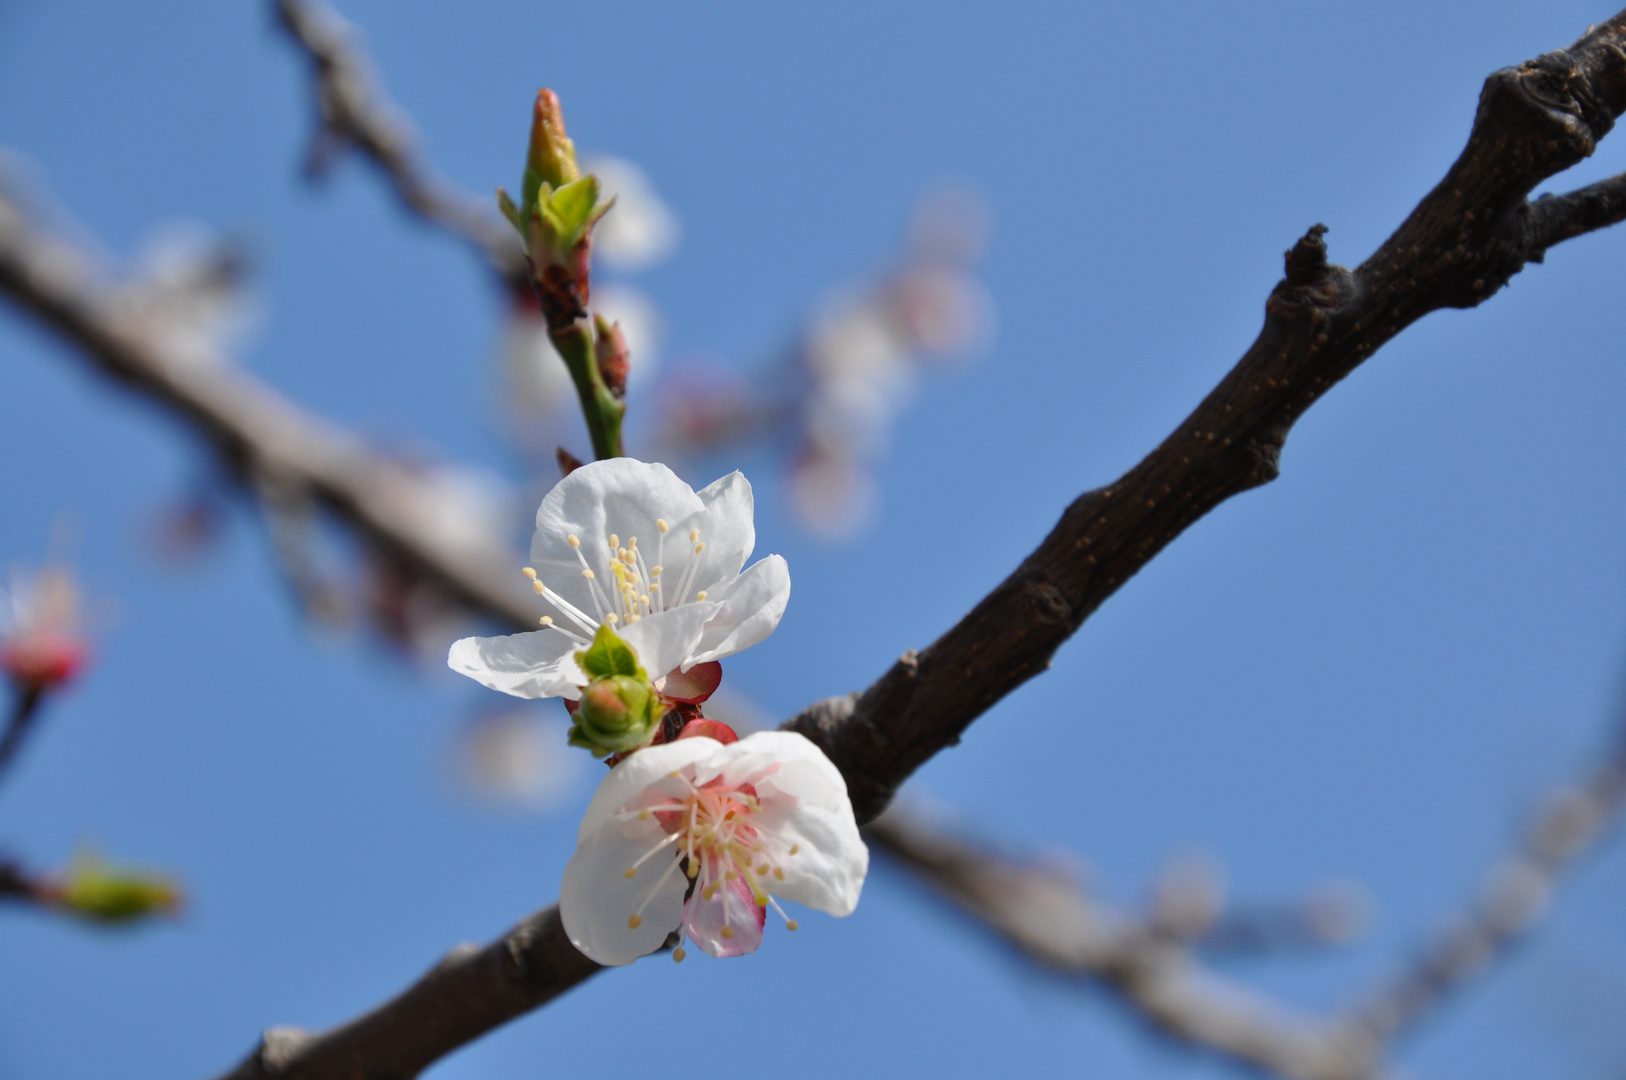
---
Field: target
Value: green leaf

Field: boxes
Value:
[576,623,642,680]
[549,174,601,235]
[496,187,526,237]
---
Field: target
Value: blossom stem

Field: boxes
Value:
[547,319,625,461]
[0,681,47,792]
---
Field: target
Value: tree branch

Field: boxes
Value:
[3,9,1624,1080]
[866,809,1387,1080]
[1339,712,1626,1047]
[0,187,537,638]
[214,906,598,1080]
[271,0,526,285]
[787,15,1626,823]
[0,681,46,790]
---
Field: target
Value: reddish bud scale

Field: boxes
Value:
[2,637,87,689]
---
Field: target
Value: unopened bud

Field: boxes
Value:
[526,89,580,192]
[571,674,662,755]
[1,566,89,690]
[45,855,183,925]
[593,314,630,398]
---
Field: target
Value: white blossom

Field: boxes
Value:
[560,730,867,964]
[448,458,789,700]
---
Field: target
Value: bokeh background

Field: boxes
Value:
[4,1,1626,1077]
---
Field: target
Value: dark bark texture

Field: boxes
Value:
[789,18,1626,823]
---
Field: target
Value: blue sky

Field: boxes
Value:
[3,2,1626,1078]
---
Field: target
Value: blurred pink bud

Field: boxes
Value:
[1,565,89,690]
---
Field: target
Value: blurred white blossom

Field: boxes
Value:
[583,155,681,272]
[458,710,589,808]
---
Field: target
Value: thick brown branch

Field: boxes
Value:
[789,13,1626,823]
[272,0,526,285]
[215,906,598,1080]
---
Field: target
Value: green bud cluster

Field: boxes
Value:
[568,625,663,757]
[497,89,613,270]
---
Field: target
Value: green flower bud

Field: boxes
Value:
[525,89,580,199]
[49,855,183,925]
[571,673,663,755]
[567,624,662,756]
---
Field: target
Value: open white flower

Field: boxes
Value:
[561,730,867,965]
[449,458,790,701]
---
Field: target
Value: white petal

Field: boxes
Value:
[616,602,719,681]
[575,736,727,843]
[531,459,705,617]
[758,799,868,916]
[688,555,791,666]
[746,732,867,916]
[560,815,688,965]
[695,470,756,578]
[447,631,584,699]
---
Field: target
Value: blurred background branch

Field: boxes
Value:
[273,0,526,284]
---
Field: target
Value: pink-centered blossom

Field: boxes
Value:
[560,730,867,965]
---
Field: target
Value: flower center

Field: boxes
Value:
[518,516,712,647]
[616,770,802,949]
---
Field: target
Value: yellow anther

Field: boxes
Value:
[624,868,637,879]
[582,568,595,579]
[703,885,716,900]
[689,529,699,542]
[608,534,619,549]
[657,519,669,533]
[640,595,651,606]
[638,809,650,820]
[789,844,800,856]
[540,616,554,627]
[695,591,708,601]
[773,867,785,881]
[694,542,706,554]
[672,947,686,963]
[686,861,699,879]
[786,920,799,932]
[605,613,618,624]
[567,534,580,548]
[532,580,545,594]
[628,914,642,929]
[720,926,734,940]
[651,566,662,577]
[521,567,537,579]
[628,536,639,548]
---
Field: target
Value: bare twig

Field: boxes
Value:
[867,809,1387,1080]
[0,857,44,905]
[0,682,47,790]
[1341,720,1626,1045]
[271,0,526,284]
